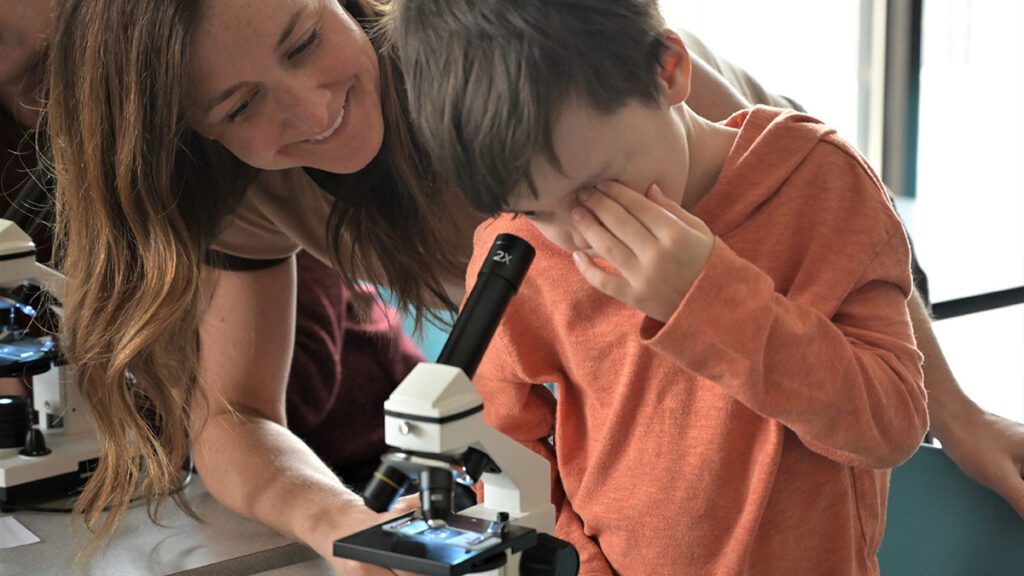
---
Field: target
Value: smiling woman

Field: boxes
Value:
[188,0,385,173]
[45,0,473,573]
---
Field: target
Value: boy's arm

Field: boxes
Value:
[684,30,1024,514]
[639,151,928,470]
[462,223,613,572]
[473,345,615,575]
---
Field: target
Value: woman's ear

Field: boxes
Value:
[657,30,692,106]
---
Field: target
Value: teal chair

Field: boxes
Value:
[878,443,1024,575]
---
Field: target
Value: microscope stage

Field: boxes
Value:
[334,512,538,576]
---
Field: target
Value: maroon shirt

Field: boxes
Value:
[287,250,424,488]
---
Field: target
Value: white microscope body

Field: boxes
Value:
[0,218,101,503]
[334,234,577,576]
[381,362,558,575]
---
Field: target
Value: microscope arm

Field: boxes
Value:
[31,262,66,304]
[474,424,553,516]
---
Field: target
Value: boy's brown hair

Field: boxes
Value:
[389,0,668,214]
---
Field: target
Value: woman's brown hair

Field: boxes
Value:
[47,0,468,548]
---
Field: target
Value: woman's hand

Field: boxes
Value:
[939,406,1024,519]
[571,181,714,323]
[329,495,424,575]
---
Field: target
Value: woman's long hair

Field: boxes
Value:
[47,0,469,548]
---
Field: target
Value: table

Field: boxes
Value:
[0,476,319,576]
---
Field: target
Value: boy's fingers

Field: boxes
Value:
[646,184,705,230]
[595,180,669,233]
[596,180,698,238]
[572,206,638,273]
[572,250,626,300]
[578,187,653,253]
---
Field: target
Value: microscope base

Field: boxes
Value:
[334,512,538,576]
[0,431,100,503]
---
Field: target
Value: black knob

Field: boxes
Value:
[20,427,51,457]
[0,395,32,449]
[520,533,579,576]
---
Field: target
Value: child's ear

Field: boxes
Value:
[657,30,692,106]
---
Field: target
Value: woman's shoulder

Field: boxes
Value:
[211,168,336,263]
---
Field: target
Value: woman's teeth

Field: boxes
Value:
[309,104,345,142]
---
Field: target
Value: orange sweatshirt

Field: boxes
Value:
[466,107,928,575]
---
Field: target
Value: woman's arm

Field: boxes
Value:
[686,51,752,121]
[193,258,410,574]
[907,293,1024,518]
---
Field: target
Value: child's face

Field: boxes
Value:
[505,96,691,255]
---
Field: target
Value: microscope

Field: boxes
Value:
[0,217,101,504]
[334,234,579,576]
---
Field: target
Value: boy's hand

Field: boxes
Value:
[571,181,714,323]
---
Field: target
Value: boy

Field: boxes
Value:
[391,0,928,574]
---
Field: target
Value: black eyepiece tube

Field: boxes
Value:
[437,234,535,379]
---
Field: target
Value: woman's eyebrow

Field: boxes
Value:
[204,82,245,118]
[277,6,309,49]
[203,6,311,118]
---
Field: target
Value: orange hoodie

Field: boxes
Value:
[467,107,928,575]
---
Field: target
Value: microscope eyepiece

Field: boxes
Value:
[437,234,535,378]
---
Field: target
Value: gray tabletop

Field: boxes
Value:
[0,476,319,576]
[253,559,333,576]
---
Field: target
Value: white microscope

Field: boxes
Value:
[0,217,100,504]
[333,234,579,576]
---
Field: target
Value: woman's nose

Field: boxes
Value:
[275,80,330,139]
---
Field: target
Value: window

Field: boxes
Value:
[661,0,865,146]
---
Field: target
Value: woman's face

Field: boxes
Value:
[189,0,382,174]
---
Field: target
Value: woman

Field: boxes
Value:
[48,2,457,574]
[43,1,1023,574]
[1,0,421,502]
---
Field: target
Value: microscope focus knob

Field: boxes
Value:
[20,427,52,457]
[519,533,579,576]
